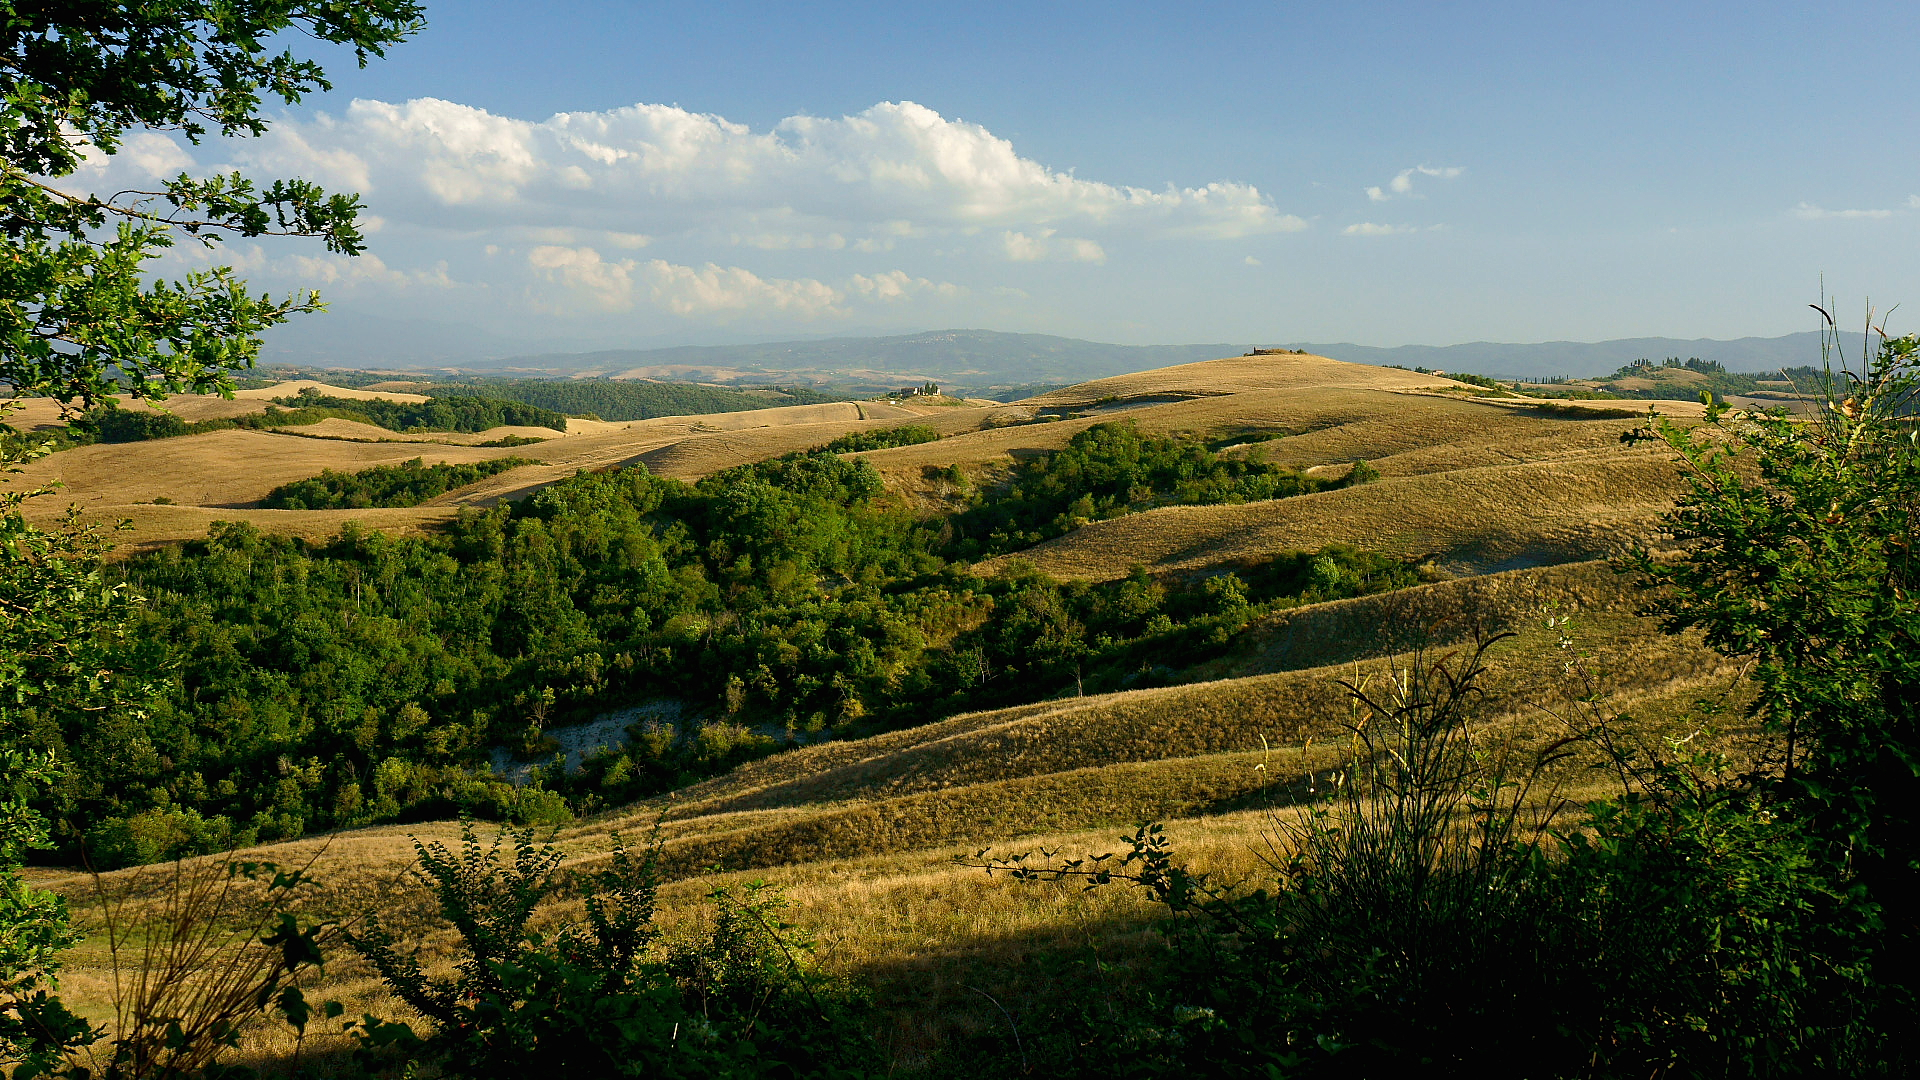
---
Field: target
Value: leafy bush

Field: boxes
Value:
[346,821,878,1079]
[74,406,191,442]
[1630,321,1919,1048]
[81,807,238,866]
[261,456,535,509]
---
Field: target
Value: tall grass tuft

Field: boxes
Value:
[56,852,331,1078]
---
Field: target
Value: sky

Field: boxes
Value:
[78,1,1920,351]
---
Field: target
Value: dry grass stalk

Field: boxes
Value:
[74,848,329,1078]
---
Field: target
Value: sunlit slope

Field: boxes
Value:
[859,385,1658,478]
[32,560,1741,1056]
[11,355,1689,565]
[979,449,1684,580]
[1019,350,1458,406]
[0,380,427,432]
[14,430,514,511]
[12,397,1006,550]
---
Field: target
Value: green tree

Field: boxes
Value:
[1631,314,1919,1032]
[0,2,422,1068]
[0,0,424,409]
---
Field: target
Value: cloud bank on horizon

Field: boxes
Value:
[74,98,1319,338]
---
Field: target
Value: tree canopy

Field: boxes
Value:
[0,3,424,1049]
[0,0,424,408]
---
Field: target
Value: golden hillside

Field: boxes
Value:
[9,392,986,550]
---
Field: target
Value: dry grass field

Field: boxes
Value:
[15,352,1741,1067]
[1018,351,1459,406]
[1,380,433,432]
[8,392,1002,550]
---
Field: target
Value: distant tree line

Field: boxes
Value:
[273,390,569,433]
[261,457,536,510]
[426,379,838,422]
[976,382,1069,401]
[1602,362,1832,401]
[66,391,567,444]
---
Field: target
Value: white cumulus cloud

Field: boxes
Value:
[1001,228,1106,263]
[220,97,1300,244]
[641,261,844,319]
[1343,222,1411,237]
[528,245,640,309]
[1366,164,1464,202]
[847,270,964,301]
[1791,202,1895,220]
[68,96,1320,331]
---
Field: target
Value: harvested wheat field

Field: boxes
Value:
[11,355,1698,559]
[1,380,435,432]
[981,450,1688,580]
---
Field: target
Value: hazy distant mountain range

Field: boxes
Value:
[262,322,1836,388]
[485,331,1240,386]
[1290,332,1829,380]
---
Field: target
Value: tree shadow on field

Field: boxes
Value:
[1197,764,1344,817]
[851,905,1171,1077]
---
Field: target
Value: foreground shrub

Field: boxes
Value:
[1631,320,1919,1016]
[0,852,332,1080]
[973,636,1889,1077]
[347,820,878,1079]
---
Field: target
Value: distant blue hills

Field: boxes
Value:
[265,321,1836,386]
[1290,331,1828,380]
[485,329,1835,385]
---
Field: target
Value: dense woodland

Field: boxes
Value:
[28,423,1406,865]
[821,424,942,452]
[1599,359,1831,399]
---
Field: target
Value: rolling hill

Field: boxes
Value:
[18,350,1740,1067]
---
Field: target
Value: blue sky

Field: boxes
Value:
[92,1,1920,350]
